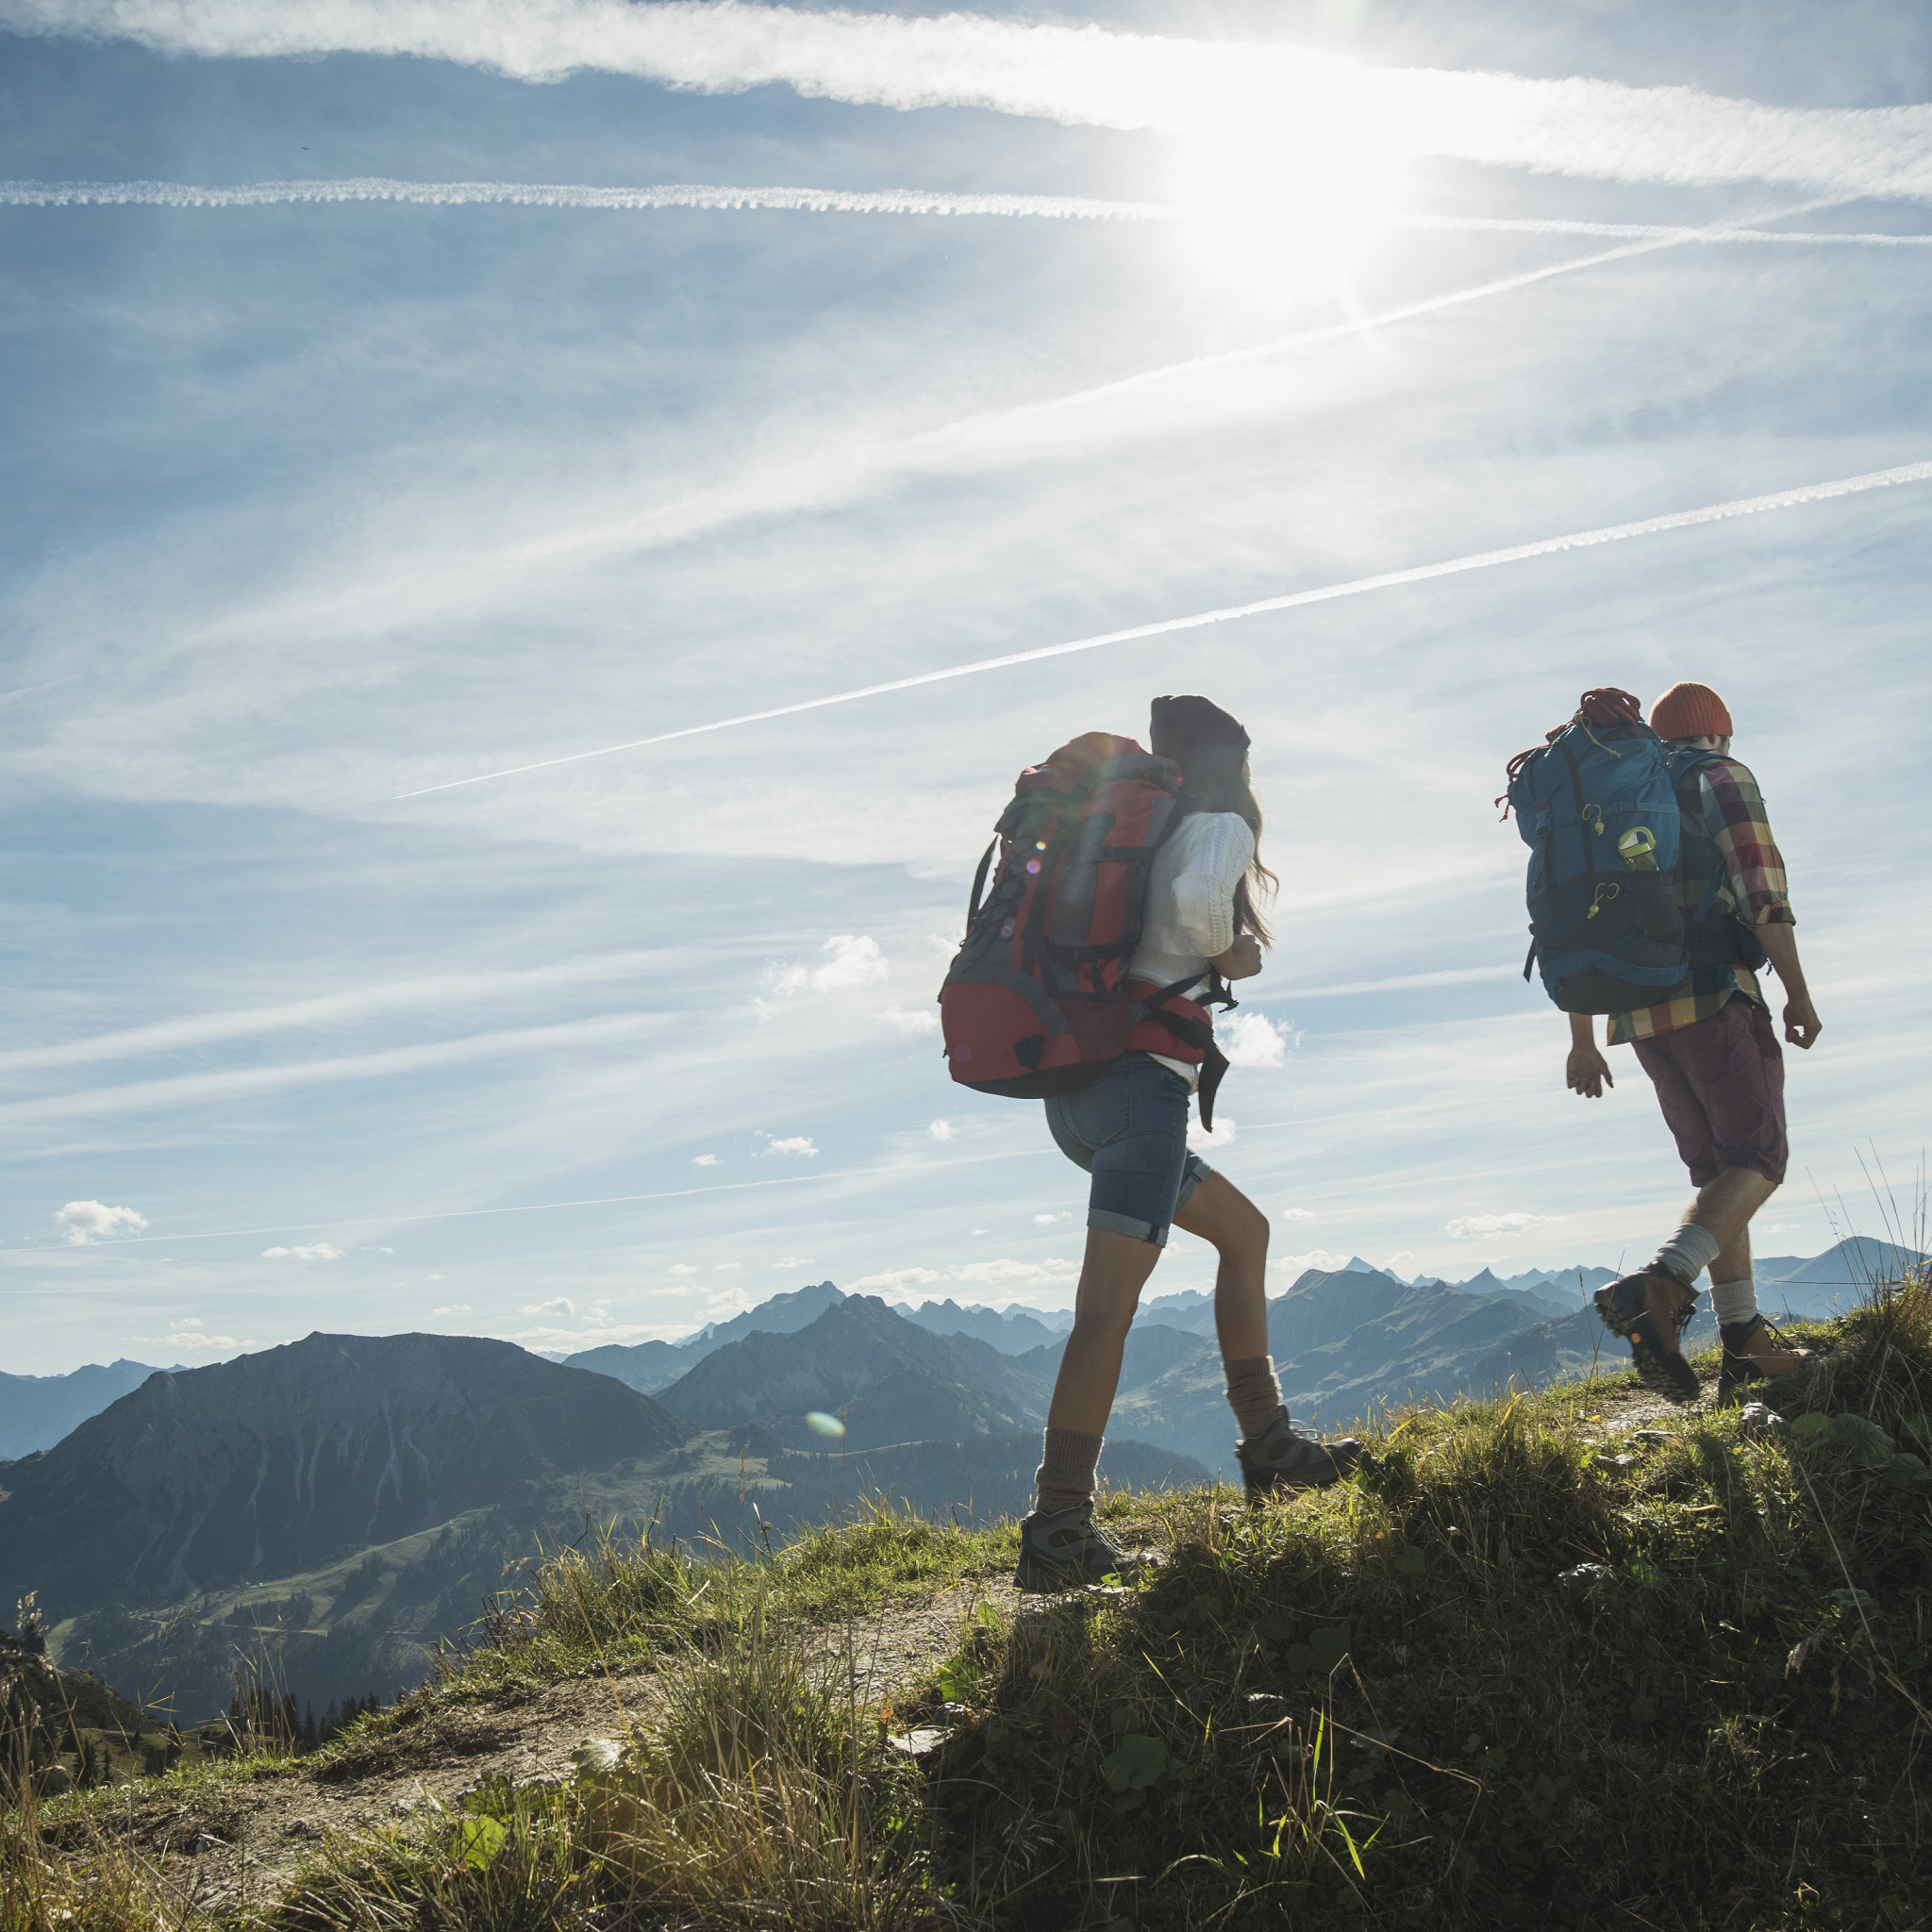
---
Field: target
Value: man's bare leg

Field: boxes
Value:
[1679,1167,1778,1286]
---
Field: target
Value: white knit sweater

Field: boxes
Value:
[1128,811,1255,1090]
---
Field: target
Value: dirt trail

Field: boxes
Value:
[98,1574,1022,1918]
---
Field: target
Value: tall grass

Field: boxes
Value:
[913,1273,1932,1928]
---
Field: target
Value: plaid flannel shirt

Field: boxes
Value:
[1607,756,1793,1044]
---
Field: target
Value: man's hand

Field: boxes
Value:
[1758,924,1821,1049]
[1567,1041,1614,1098]
[1210,935,1264,981]
[1566,1011,1612,1098]
[1783,991,1823,1050]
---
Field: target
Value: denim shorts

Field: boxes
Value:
[1043,1051,1212,1246]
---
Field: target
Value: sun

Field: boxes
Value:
[1172,121,1399,293]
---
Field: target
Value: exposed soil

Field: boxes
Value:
[81,1574,1022,1918]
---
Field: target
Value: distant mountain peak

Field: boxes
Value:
[0,1331,688,1612]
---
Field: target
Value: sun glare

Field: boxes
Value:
[1174,123,1398,291]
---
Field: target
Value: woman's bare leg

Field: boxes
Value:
[1045,1228,1164,1436]
[1173,1172,1271,1364]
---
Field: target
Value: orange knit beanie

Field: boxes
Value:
[1650,681,1733,741]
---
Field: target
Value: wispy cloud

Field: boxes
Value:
[261,1242,343,1260]
[0,1010,670,1122]
[0,951,672,1075]
[17,3,1932,197]
[762,1135,819,1158]
[391,459,1932,796]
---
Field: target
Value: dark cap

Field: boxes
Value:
[1149,695,1250,761]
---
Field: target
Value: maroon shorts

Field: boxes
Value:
[1631,997,1787,1187]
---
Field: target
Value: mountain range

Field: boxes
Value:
[3,1234,1917,1724]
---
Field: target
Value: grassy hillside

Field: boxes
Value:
[40,1426,1206,1727]
[7,1273,1929,1930]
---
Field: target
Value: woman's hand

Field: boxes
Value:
[1210,935,1264,980]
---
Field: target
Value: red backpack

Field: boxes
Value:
[938,732,1232,1124]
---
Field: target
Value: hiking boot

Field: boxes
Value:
[1012,1505,1154,1592]
[1716,1316,1815,1407]
[1236,1412,1361,1500]
[1594,1267,1700,1405]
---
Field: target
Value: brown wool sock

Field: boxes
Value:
[1224,1355,1288,1444]
[1035,1426,1104,1516]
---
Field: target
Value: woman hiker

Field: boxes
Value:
[1014,694,1360,1592]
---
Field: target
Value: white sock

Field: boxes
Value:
[1654,1223,1721,1287]
[1709,1276,1759,1329]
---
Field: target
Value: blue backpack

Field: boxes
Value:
[1507,695,1721,1013]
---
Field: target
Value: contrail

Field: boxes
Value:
[11,2,1932,200]
[8,178,1926,252]
[392,458,1932,800]
[0,176,1173,222]
[988,234,1702,422]
[1400,212,1932,247]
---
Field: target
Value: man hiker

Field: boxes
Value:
[1566,681,1822,1405]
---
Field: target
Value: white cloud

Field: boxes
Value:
[524,1295,577,1316]
[884,1007,940,1034]
[1278,1207,1315,1223]
[378,1246,393,1254]
[670,1263,699,1276]
[56,1199,147,1244]
[850,1256,1080,1292]
[1446,1212,1563,1240]
[706,1286,753,1318]
[714,1260,741,1271]
[261,1241,342,1260]
[41,2,1932,203]
[928,1119,954,1141]
[1188,1115,1238,1149]
[1031,1210,1073,1225]
[771,935,889,999]
[952,1257,1079,1285]
[1221,1012,1291,1069]
[1381,1251,1417,1274]
[135,1328,243,1354]
[692,1153,720,1167]
[1275,1249,1351,1276]
[848,1266,943,1292]
[764,1135,819,1158]
[775,1255,810,1267]
[431,1303,472,1316]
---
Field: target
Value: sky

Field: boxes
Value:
[3,0,1929,1375]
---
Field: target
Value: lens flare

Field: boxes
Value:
[806,1410,846,1439]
